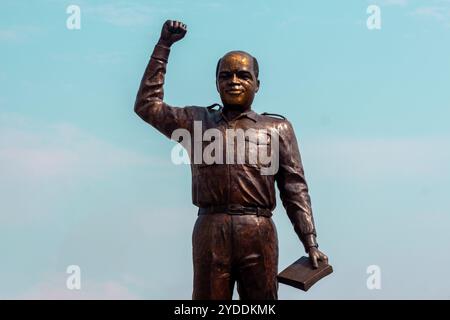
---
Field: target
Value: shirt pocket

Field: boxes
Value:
[245,130,272,169]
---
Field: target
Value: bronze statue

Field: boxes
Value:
[134,20,329,300]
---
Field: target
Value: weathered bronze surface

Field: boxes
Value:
[134,20,329,300]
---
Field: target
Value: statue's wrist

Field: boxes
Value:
[152,42,171,63]
[157,39,172,48]
[303,234,318,252]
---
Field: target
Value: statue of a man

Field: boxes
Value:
[135,20,328,300]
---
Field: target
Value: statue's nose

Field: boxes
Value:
[230,73,239,84]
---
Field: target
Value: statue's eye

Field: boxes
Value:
[219,72,230,79]
[238,72,252,80]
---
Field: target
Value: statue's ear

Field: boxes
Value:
[215,58,221,93]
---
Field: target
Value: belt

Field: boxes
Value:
[198,204,272,218]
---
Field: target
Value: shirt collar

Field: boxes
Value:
[215,109,258,123]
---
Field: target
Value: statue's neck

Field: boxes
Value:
[222,105,251,122]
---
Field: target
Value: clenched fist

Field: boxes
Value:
[158,20,187,47]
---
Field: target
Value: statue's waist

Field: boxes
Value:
[198,204,272,218]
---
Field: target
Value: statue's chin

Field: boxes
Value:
[222,97,249,108]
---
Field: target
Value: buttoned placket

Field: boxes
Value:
[216,110,258,208]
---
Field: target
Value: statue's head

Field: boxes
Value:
[216,51,260,109]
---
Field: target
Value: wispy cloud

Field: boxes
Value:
[0,113,166,225]
[411,5,450,22]
[0,113,159,180]
[0,26,41,42]
[305,136,450,182]
[50,51,127,66]
[378,0,409,6]
[19,275,139,300]
[368,0,408,7]
[85,2,177,27]
[0,28,19,41]
[368,0,450,26]
[84,51,126,65]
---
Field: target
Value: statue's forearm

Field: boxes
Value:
[280,170,318,252]
[134,43,171,120]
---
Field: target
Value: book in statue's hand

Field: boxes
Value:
[277,256,333,291]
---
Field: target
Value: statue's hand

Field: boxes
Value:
[158,20,187,47]
[308,247,329,269]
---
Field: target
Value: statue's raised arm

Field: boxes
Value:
[134,20,192,139]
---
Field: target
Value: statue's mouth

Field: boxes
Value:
[226,89,244,95]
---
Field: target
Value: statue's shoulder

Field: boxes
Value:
[206,103,223,112]
[258,112,295,134]
[260,112,287,121]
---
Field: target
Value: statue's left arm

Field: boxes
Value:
[275,120,328,268]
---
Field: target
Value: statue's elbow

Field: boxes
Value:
[134,102,141,115]
[134,96,148,117]
[134,98,160,123]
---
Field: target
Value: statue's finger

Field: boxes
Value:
[311,255,318,269]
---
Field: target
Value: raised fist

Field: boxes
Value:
[158,20,187,47]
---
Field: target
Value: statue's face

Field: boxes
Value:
[216,52,259,109]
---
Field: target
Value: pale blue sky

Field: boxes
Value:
[1,0,449,299]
